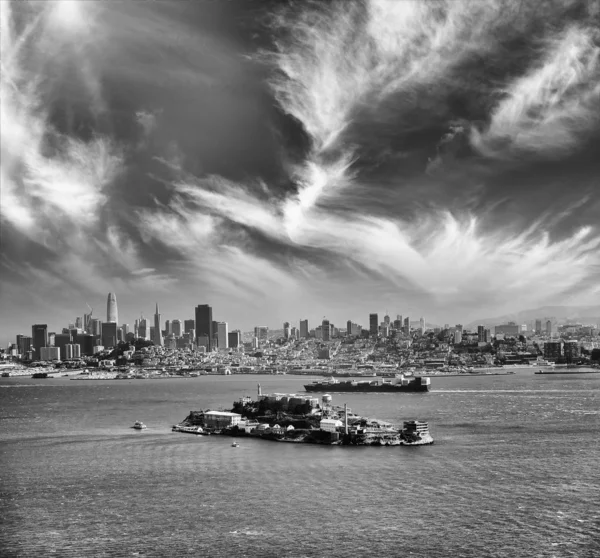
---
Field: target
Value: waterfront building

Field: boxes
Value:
[32,324,48,361]
[172,319,182,337]
[322,319,330,342]
[563,340,580,362]
[40,346,60,361]
[369,313,378,335]
[195,305,213,350]
[102,322,118,349]
[154,303,163,347]
[217,322,229,349]
[228,330,241,349]
[65,344,81,360]
[544,340,563,360]
[106,292,118,323]
[300,319,309,339]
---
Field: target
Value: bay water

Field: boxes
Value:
[1,371,599,557]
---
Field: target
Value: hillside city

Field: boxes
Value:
[2,293,599,378]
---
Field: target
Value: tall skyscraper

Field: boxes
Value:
[299,319,309,339]
[75,317,83,329]
[477,325,485,342]
[90,319,102,337]
[217,322,228,349]
[369,313,378,335]
[403,316,410,335]
[419,317,425,332]
[195,305,213,350]
[122,323,130,336]
[106,292,118,323]
[31,324,48,361]
[164,320,171,336]
[283,321,290,339]
[172,319,182,337]
[546,320,552,336]
[184,319,195,334]
[535,319,542,334]
[154,303,163,347]
[384,314,391,326]
[254,326,269,345]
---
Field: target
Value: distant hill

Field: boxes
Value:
[466,305,600,328]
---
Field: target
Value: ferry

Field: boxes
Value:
[132,421,147,430]
[531,357,555,367]
[172,425,204,434]
[231,441,240,448]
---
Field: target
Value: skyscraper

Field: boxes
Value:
[154,303,163,347]
[106,293,118,323]
[283,322,290,340]
[546,320,552,336]
[195,305,213,350]
[228,330,241,348]
[299,319,309,339]
[31,324,48,361]
[217,322,228,349]
[403,316,410,335]
[535,319,542,334]
[419,317,425,332]
[369,313,378,335]
[184,319,195,334]
[171,319,182,337]
[102,322,118,348]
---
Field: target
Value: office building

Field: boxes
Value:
[54,333,71,357]
[172,319,182,337]
[138,318,148,340]
[154,303,163,347]
[369,313,378,335]
[419,317,425,332]
[283,322,290,340]
[184,319,195,334]
[106,292,118,323]
[217,322,229,349]
[90,319,102,337]
[546,320,552,336]
[300,319,309,339]
[535,319,542,334]
[32,324,48,361]
[454,330,462,344]
[17,335,32,356]
[384,314,391,326]
[322,319,330,342]
[494,323,519,336]
[40,346,60,361]
[195,305,213,350]
[102,322,118,349]
[84,313,92,333]
[403,317,410,335]
[228,330,241,349]
[254,326,268,346]
[122,323,129,336]
[65,344,81,360]
[477,325,485,342]
[563,340,580,362]
[544,341,563,360]
[164,320,171,336]
[75,317,82,329]
[78,334,95,356]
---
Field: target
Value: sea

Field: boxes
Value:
[1,371,599,558]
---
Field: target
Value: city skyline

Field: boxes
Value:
[1,1,600,345]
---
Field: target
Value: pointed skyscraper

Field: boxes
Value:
[154,302,163,347]
[107,293,118,323]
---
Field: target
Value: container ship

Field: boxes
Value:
[304,374,430,393]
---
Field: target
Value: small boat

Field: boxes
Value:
[132,421,147,430]
[231,441,240,447]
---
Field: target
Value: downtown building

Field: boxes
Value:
[195,305,213,350]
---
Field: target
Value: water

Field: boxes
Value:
[1,372,599,557]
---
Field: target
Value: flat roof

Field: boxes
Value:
[204,411,242,417]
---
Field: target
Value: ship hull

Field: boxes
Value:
[304,384,429,392]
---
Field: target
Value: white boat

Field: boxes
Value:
[132,421,147,430]
[172,425,203,434]
[231,441,240,447]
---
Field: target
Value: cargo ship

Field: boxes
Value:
[304,374,430,393]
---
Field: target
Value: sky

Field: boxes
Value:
[1,0,600,342]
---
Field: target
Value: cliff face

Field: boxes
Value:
[180,411,205,426]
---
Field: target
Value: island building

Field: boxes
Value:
[154,303,163,347]
[106,292,118,323]
[195,304,213,350]
[299,319,309,339]
[369,313,378,335]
